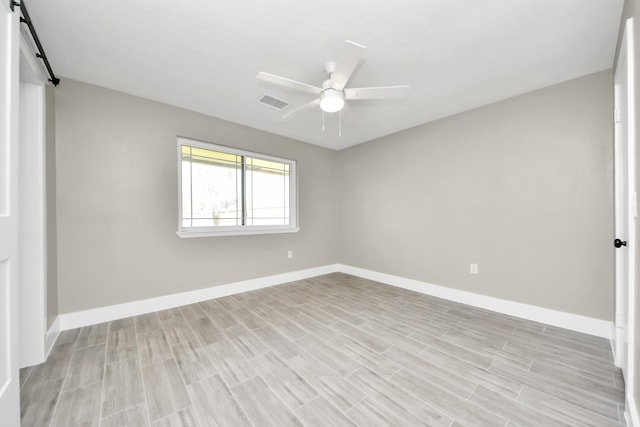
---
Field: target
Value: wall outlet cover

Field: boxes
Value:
[470,263,479,275]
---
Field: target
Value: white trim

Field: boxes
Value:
[176,136,298,237]
[610,324,617,363]
[615,17,638,424]
[56,264,614,341]
[58,264,339,330]
[177,137,295,164]
[176,226,299,238]
[44,317,60,359]
[614,25,629,369]
[627,16,638,425]
[0,4,21,423]
[337,265,613,339]
[17,35,48,369]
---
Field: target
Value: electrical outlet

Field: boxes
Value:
[287,250,293,259]
[470,263,478,275]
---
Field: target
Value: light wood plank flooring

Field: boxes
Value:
[20,273,626,426]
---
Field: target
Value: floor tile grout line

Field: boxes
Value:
[46,330,93,427]
[101,403,146,424]
[495,358,625,407]
[466,384,520,427]
[181,306,255,426]
[466,383,479,401]
[132,318,153,426]
[296,393,359,427]
[284,343,367,414]
[225,375,261,427]
[515,382,624,425]
[96,322,112,427]
[184,370,254,424]
[44,351,72,427]
[514,386,594,426]
[533,344,617,367]
[167,317,199,409]
[350,365,456,426]
[235,296,342,417]
[150,405,198,426]
[19,366,34,391]
[505,338,617,371]
[529,357,624,389]
[247,363,312,426]
[418,344,494,374]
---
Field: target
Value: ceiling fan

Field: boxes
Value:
[257,40,410,121]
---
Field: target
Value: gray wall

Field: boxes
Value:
[55,79,339,313]
[45,84,58,328]
[337,70,614,321]
[55,71,615,323]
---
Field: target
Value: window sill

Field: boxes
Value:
[176,226,300,238]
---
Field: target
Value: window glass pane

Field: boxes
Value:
[179,139,295,233]
[181,149,193,228]
[245,156,289,226]
[181,145,243,227]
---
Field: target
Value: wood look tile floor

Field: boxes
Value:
[20,273,626,426]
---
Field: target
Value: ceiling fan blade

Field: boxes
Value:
[329,40,366,90]
[282,98,320,119]
[257,72,322,95]
[344,85,410,100]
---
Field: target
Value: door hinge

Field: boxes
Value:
[615,109,622,123]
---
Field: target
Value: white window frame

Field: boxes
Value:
[176,137,299,238]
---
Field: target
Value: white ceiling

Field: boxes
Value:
[28,0,623,150]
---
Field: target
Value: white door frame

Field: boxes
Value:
[614,18,633,373]
[614,17,638,426]
[0,2,22,425]
[17,32,48,368]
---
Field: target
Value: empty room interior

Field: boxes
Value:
[3,0,640,426]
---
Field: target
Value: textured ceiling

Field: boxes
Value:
[28,0,624,150]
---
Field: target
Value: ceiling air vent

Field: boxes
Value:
[258,93,289,111]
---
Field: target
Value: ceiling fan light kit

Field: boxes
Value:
[257,40,410,134]
[320,89,345,113]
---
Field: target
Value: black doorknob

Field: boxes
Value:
[614,238,628,248]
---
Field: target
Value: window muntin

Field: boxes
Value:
[178,138,297,237]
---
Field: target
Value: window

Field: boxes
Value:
[177,137,298,237]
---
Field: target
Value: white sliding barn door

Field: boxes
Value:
[614,18,637,425]
[0,2,21,426]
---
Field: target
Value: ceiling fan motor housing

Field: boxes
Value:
[325,61,337,77]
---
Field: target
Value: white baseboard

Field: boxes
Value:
[58,264,339,330]
[611,325,619,367]
[337,264,613,339]
[56,263,612,340]
[20,317,61,368]
[45,316,61,357]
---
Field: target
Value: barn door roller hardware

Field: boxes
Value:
[10,0,60,86]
